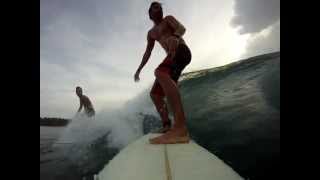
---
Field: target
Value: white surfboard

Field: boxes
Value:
[96,133,243,180]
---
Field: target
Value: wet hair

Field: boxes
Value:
[148,1,162,20]
[76,86,82,93]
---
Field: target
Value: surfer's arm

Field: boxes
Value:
[136,32,155,74]
[165,15,186,38]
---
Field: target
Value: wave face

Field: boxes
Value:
[178,52,280,179]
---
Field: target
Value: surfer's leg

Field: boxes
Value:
[154,69,187,129]
[149,68,189,144]
[150,81,171,133]
[86,108,95,118]
[149,45,192,144]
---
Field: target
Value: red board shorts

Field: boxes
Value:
[151,43,192,97]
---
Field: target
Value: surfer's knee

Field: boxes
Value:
[150,92,162,102]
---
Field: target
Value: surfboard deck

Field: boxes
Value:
[96,133,243,180]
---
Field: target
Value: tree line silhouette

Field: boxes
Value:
[40,117,71,126]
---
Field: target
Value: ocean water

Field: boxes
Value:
[40,52,280,180]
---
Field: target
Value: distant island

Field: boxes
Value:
[40,117,71,126]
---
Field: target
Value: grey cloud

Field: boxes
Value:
[40,0,148,69]
[41,0,127,35]
[230,0,280,58]
[231,0,280,34]
[242,21,280,58]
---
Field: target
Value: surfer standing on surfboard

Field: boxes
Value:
[134,1,191,144]
[75,86,95,118]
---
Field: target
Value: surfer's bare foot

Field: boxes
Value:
[153,125,171,133]
[153,120,171,133]
[150,126,190,144]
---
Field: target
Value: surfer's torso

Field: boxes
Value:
[80,95,94,111]
[148,15,186,54]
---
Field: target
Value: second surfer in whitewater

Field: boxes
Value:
[76,86,95,118]
[134,2,192,144]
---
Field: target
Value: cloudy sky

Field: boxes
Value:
[40,0,280,118]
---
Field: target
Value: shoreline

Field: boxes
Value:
[40,117,71,127]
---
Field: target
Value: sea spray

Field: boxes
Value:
[54,87,160,176]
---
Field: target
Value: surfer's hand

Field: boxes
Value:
[134,71,140,82]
